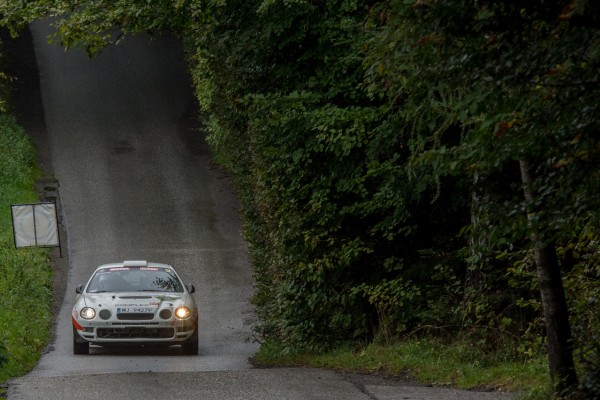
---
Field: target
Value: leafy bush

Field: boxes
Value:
[187,1,600,364]
[0,245,52,382]
[0,35,9,112]
[580,346,600,400]
[0,113,52,383]
[0,114,37,186]
[564,232,600,399]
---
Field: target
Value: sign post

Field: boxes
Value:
[11,202,62,257]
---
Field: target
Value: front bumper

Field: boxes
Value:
[73,316,196,345]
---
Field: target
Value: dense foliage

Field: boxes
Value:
[0,36,8,112]
[1,0,599,395]
[0,112,53,382]
[2,32,53,381]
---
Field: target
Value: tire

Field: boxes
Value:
[181,322,198,355]
[73,329,89,355]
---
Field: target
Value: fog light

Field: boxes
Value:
[159,309,172,319]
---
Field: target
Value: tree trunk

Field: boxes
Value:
[464,173,488,319]
[519,159,578,392]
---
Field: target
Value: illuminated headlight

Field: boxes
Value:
[174,306,191,320]
[80,307,96,319]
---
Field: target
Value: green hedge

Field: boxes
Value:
[0,113,52,383]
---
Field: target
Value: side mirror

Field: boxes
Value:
[75,284,83,294]
[186,284,195,294]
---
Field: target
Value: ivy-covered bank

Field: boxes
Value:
[0,37,53,382]
[0,32,52,384]
[1,1,599,397]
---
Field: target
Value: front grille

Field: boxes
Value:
[97,327,175,339]
[117,313,154,320]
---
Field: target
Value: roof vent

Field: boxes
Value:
[123,260,148,267]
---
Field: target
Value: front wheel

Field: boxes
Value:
[73,329,89,355]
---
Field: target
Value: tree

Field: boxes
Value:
[362,0,599,391]
[1,0,201,54]
[520,159,577,391]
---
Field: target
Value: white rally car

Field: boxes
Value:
[72,261,198,355]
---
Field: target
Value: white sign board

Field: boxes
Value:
[11,202,60,248]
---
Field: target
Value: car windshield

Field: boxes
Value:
[86,266,184,293]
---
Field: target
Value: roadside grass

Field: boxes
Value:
[0,113,53,386]
[254,338,550,398]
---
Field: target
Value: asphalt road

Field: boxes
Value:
[6,20,514,400]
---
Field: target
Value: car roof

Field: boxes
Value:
[94,260,173,271]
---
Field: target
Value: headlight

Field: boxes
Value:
[174,306,191,320]
[80,307,96,319]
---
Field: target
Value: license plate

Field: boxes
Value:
[117,307,155,313]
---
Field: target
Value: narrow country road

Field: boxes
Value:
[7,20,513,400]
